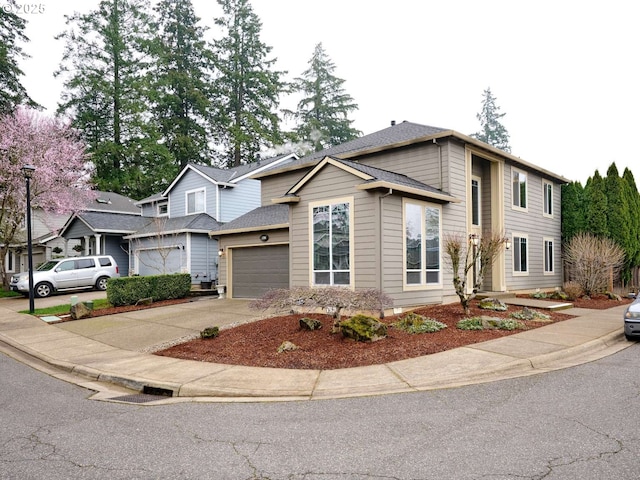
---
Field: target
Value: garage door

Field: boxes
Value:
[231,245,289,298]
[137,248,183,276]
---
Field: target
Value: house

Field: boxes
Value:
[214,121,569,308]
[122,153,298,284]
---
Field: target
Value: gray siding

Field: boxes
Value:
[260,169,309,205]
[219,178,261,222]
[64,219,95,238]
[168,169,217,219]
[105,235,129,275]
[504,164,563,290]
[189,234,218,284]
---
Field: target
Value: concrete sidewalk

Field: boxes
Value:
[0,293,632,403]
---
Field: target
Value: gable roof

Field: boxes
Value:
[159,153,298,199]
[87,191,142,215]
[274,156,460,204]
[124,213,222,240]
[60,211,151,236]
[212,204,289,236]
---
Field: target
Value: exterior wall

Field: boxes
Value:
[260,169,309,205]
[219,178,261,222]
[504,163,563,290]
[104,235,129,275]
[64,219,96,238]
[189,234,218,284]
[218,229,290,286]
[168,169,217,219]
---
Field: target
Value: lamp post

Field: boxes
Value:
[22,165,36,314]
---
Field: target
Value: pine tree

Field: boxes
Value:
[149,0,215,171]
[471,87,511,153]
[622,167,640,285]
[604,163,631,262]
[289,43,360,153]
[584,171,609,237]
[212,0,286,167]
[55,0,170,198]
[561,181,585,243]
[0,0,39,114]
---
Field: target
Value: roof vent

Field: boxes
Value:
[391,120,396,126]
[96,198,111,204]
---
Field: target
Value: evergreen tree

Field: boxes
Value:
[289,43,360,153]
[622,167,640,284]
[561,181,585,244]
[55,0,170,198]
[149,0,215,171]
[0,0,39,114]
[212,0,286,167]
[604,163,631,277]
[584,171,608,237]
[471,87,511,153]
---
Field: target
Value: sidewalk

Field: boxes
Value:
[0,293,632,403]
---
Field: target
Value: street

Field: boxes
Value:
[1,341,638,479]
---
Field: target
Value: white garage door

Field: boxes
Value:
[231,245,289,298]
[137,248,183,276]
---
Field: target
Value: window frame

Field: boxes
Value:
[403,198,443,290]
[512,233,529,276]
[157,200,169,216]
[543,181,553,217]
[511,167,528,211]
[471,175,481,227]
[309,197,354,288]
[185,188,205,215]
[5,251,15,273]
[543,237,554,274]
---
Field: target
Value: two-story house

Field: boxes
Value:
[214,121,569,308]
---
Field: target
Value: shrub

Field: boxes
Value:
[509,308,550,321]
[393,312,447,334]
[498,319,526,330]
[562,281,583,300]
[457,317,526,331]
[200,326,219,339]
[456,317,485,330]
[530,289,548,299]
[107,273,191,306]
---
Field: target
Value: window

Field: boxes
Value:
[5,251,15,273]
[544,238,554,273]
[512,169,527,210]
[405,200,441,286]
[99,257,113,267]
[312,201,351,285]
[513,235,528,274]
[186,189,205,214]
[158,201,168,216]
[471,177,481,226]
[76,258,95,269]
[543,182,553,216]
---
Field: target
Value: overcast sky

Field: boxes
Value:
[14,0,640,186]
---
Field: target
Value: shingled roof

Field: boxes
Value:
[125,213,222,239]
[212,204,289,235]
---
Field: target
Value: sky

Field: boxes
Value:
[11,0,640,186]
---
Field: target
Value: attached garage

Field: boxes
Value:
[231,244,289,298]
[136,247,183,276]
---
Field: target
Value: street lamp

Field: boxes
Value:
[22,165,36,314]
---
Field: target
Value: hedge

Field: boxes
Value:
[107,273,192,306]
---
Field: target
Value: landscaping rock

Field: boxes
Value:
[135,297,153,306]
[70,301,92,320]
[299,317,322,330]
[478,298,507,311]
[339,314,387,342]
[277,341,298,353]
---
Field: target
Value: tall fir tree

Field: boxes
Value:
[471,87,511,153]
[561,181,585,244]
[583,171,609,237]
[212,0,286,167]
[55,0,171,199]
[604,163,631,279]
[0,0,39,114]
[622,167,640,284]
[149,0,215,172]
[289,43,360,153]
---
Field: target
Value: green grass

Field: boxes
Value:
[20,298,112,316]
[0,290,22,298]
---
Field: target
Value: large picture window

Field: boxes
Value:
[312,201,351,285]
[405,201,441,286]
[512,169,527,210]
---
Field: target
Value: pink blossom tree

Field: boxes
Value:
[0,108,96,286]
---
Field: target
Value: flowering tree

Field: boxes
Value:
[0,108,95,286]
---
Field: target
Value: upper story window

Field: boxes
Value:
[512,168,527,210]
[405,200,442,287]
[186,188,205,215]
[471,176,481,226]
[311,199,352,286]
[543,182,553,216]
[157,201,168,216]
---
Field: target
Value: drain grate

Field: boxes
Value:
[111,393,168,404]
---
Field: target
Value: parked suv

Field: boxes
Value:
[624,293,640,340]
[10,255,120,298]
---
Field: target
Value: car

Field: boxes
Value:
[10,255,120,298]
[624,293,640,340]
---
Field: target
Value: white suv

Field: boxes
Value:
[10,255,120,298]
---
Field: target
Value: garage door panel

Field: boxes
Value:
[232,245,289,298]
[137,248,182,276]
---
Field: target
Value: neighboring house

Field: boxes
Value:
[58,191,148,276]
[122,153,298,284]
[214,121,569,308]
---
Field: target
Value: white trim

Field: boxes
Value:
[542,181,554,218]
[543,237,555,274]
[185,187,206,215]
[511,167,528,212]
[157,200,169,217]
[512,232,529,276]
[471,175,482,227]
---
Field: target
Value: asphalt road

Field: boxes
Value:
[1,341,639,479]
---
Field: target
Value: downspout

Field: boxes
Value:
[433,138,442,190]
[215,184,221,221]
[379,189,393,300]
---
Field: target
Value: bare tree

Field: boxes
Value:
[564,232,625,296]
[132,217,183,275]
[444,231,507,314]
